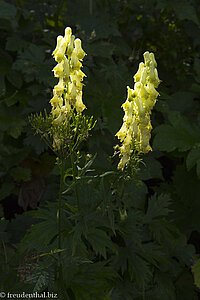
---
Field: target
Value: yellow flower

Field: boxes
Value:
[50,27,87,149]
[115,51,160,170]
[51,27,87,122]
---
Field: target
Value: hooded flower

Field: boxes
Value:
[51,27,87,124]
[116,51,160,170]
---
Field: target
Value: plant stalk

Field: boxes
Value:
[70,151,80,209]
[58,159,64,250]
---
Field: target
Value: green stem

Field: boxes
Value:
[57,159,71,300]
[58,159,64,250]
[70,151,80,209]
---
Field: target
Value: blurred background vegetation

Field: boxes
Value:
[1,0,200,298]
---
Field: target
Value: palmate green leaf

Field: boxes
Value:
[128,251,152,286]
[71,222,86,255]
[144,194,172,223]
[20,220,57,252]
[115,245,152,288]
[148,219,176,243]
[13,44,53,85]
[141,242,166,267]
[24,130,48,155]
[87,228,117,259]
[153,112,200,152]
[19,202,59,253]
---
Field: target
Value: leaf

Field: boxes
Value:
[166,234,195,266]
[186,147,200,170]
[128,251,152,286]
[20,203,59,252]
[8,120,26,139]
[154,271,176,300]
[10,167,31,182]
[0,0,16,20]
[32,270,49,292]
[139,154,163,180]
[6,70,23,88]
[144,194,172,223]
[153,112,200,152]
[173,2,199,26]
[192,259,200,288]
[0,182,14,201]
[87,228,117,259]
[6,35,27,52]
[71,222,85,255]
[24,132,48,154]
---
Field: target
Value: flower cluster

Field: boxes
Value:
[116,51,160,170]
[50,27,86,124]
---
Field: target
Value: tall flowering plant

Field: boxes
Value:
[30,27,96,290]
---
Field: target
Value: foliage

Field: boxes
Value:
[0,0,200,299]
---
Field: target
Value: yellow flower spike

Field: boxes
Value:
[50,26,87,129]
[115,51,160,169]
